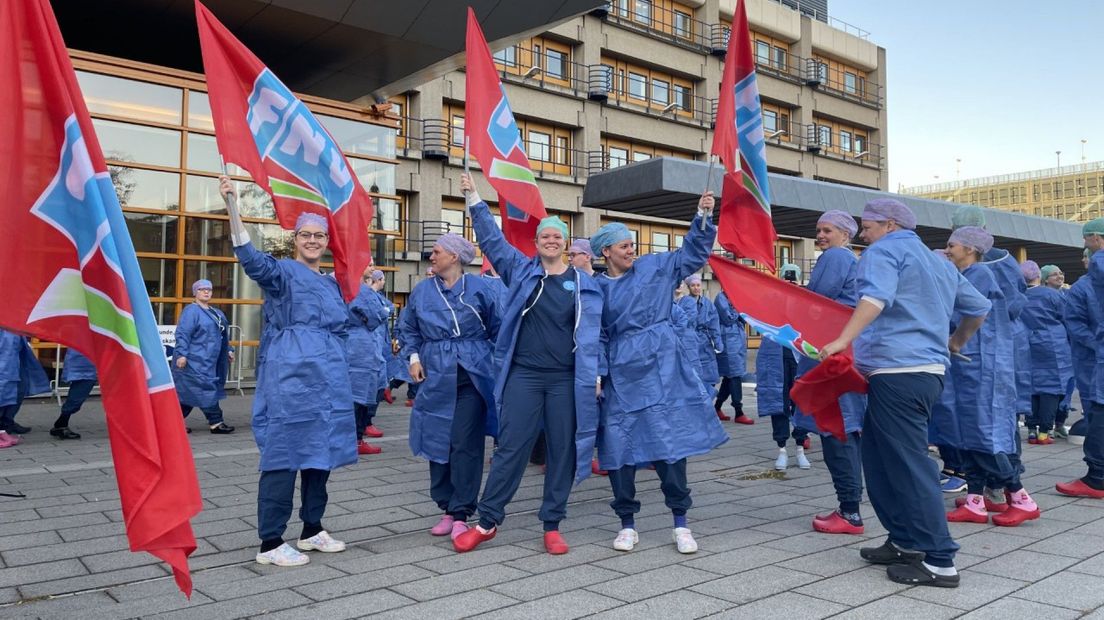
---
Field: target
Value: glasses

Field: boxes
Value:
[296,231,329,241]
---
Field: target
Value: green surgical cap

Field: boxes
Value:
[536,216,568,239]
[951,205,986,230]
[1083,217,1104,237]
[1040,264,1062,280]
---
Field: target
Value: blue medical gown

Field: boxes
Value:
[714,292,747,379]
[678,294,723,385]
[930,263,1017,454]
[593,214,728,469]
[172,303,230,409]
[755,337,787,417]
[1064,276,1099,404]
[0,330,49,406]
[235,242,356,472]
[1021,285,1073,395]
[370,291,394,393]
[671,301,701,378]
[793,247,866,435]
[347,285,392,406]
[62,349,97,383]
[398,274,499,464]
[983,248,1030,412]
[1089,250,1104,405]
[854,230,991,374]
[470,201,603,484]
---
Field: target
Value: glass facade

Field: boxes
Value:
[69,54,400,379]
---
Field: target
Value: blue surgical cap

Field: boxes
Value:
[370,270,385,282]
[435,233,475,264]
[817,210,858,238]
[192,279,213,294]
[294,212,329,233]
[948,226,993,255]
[684,274,702,286]
[590,222,632,255]
[862,198,917,230]
[1020,260,1041,282]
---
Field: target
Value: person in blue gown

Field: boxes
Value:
[677,274,723,402]
[937,227,1039,527]
[399,233,499,540]
[820,199,990,588]
[1040,264,1076,433]
[53,348,98,440]
[1020,260,1073,444]
[714,291,750,424]
[792,210,867,534]
[1057,218,1104,498]
[173,279,235,434]
[1064,249,1099,444]
[589,191,728,555]
[348,268,393,455]
[0,329,50,444]
[758,263,809,470]
[221,176,354,568]
[453,173,603,556]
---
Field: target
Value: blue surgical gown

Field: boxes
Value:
[371,290,395,393]
[62,349,97,383]
[593,214,728,469]
[1088,249,1104,406]
[0,330,49,406]
[671,301,701,377]
[347,284,392,406]
[677,294,723,385]
[1021,285,1073,395]
[793,246,866,435]
[398,273,499,464]
[1064,276,1099,404]
[854,230,991,374]
[172,303,230,410]
[714,292,747,379]
[470,201,604,484]
[755,337,787,417]
[930,263,1017,454]
[235,242,356,472]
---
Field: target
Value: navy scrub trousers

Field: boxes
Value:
[181,403,225,425]
[428,367,487,521]
[608,458,692,521]
[863,373,959,567]
[476,366,576,530]
[61,380,96,416]
[820,431,863,513]
[257,468,330,551]
[1083,401,1104,487]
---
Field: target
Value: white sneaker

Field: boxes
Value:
[795,447,811,470]
[775,449,788,471]
[256,543,310,567]
[673,527,698,554]
[613,528,639,551]
[296,530,346,553]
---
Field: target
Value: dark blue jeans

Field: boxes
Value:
[1083,401,1104,485]
[608,458,692,519]
[771,413,808,448]
[714,377,744,414]
[477,366,575,529]
[428,367,486,521]
[61,380,96,416]
[963,450,1017,495]
[181,403,224,425]
[821,431,863,511]
[1028,393,1062,434]
[257,468,330,547]
[863,373,959,568]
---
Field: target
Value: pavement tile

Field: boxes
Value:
[413,544,535,574]
[1012,570,1104,612]
[832,594,962,620]
[263,589,415,620]
[470,589,624,619]
[371,589,520,620]
[587,589,732,620]
[682,543,799,576]
[1023,530,1104,559]
[690,564,819,605]
[899,569,1028,611]
[18,564,167,599]
[969,548,1081,581]
[793,565,908,606]
[703,592,847,619]
[586,564,721,603]
[147,589,312,620]
[0,557,87,589]
[955,529,1039,558]
[956,597,1083,620]
[490,564,624,601]
[197,564,345,601]
[393,563,530,602]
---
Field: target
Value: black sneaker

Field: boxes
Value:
[6,422,31,434]
[887,561,960,588]
[49,427,81,440]
[210,423,235,434]
[860,540,925,565]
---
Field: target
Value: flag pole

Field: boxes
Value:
[701,155,717,231]
[218,156,237,212]
[462,137,471,196]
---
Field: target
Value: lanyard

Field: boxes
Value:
[432,274,485,337]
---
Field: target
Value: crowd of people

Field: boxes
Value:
[2,171,1102,591]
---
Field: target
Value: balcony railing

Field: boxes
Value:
[798,122,884,169]
[592,71,715,126]
[492,44,591,95]
[597,1,713,51]
[800,57,883,108]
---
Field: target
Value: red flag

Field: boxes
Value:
[465,7,548,256]
[195,1,374,300]
[789,354,868,441]
[0,0,201,595]
[711,0,777,271]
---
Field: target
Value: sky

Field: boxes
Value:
[826,0,1104,191]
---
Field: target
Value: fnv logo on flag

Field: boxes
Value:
[1,0,201,595]
[710,0,778,270]
[466,8,547,256]
[196,0,374,301]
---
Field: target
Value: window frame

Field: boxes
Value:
[527,130,552,162]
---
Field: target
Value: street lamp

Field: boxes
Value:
[1056,150,1062,168]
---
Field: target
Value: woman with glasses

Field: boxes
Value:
[347,268,393,455]
[220,176,355,568]
[452,172,603,555]
[398,233,499,541]
[173,278,235,434]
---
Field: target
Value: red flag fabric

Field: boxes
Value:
[711,0,777,271]
[465,7,548,256]
[0,0,201,595]
[789,354,868,442]
[195,1,374,300]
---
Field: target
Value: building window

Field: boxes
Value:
[614,0,629,17]
[844,72,857,94]
[651,79,669,105]
[609,146,629,168]
[840,130,852,152]
[652,232,670,251]
[756,41,770,65]
[818,125,832,147]
[779,112,790,135]
[674,10,692,38]
[556,136,569,165]
[858,76,867,97]
[528,131,551,161]
[546,49,566,79]
[762,109,778,133]
[673,84,692,112]
[617,69,626,94]
[773,46,787,70]
[451,115,465,146]
[634,0,651,24]
[628,72,647,99]
[817,62,829,82]
[674,234,684,248]
[633,151,650,162]
[532,45,542,69]
[854,134,866,154]
[493,46,517,67]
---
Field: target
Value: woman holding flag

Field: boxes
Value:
[453,173,603,555]
[589,192,728,554]
[220,176,355,568]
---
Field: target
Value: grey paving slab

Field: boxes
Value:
[793,565,908,606]
[262,589,415,620]
[956,597,1083,620]
[17,564,167,599]
[0,557,87,589]
[899,570,1028,611]
[586,564,721,603]
[832,594,962,620]
[968,548,1082,581]
[147,589,312,620]
[690,564,819,605]
[195,564,345,601]
[392,563,530,602]
[490,564,624,601]
[682,542,800,575]
[587,589,733,619]
[371,589,521,620]
[1012,570,1104,613]
[704,592,848,619]
[471,589,625,620]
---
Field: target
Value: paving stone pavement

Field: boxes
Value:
[2,389,1104,619]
